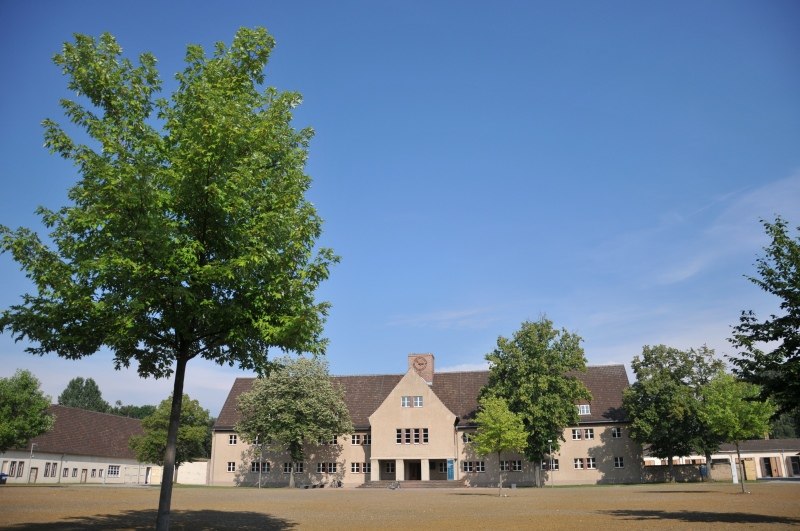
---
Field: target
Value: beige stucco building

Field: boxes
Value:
[210,354,642,487]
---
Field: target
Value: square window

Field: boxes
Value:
[584,428,594,440]
[614,457,624,468]
[107,465,120,477]
[413,396,423,407]
[352,434,361,445]
[401,396,410,408]
[586,458,596,469]
[229,434,238,445]
[611,427,622,438]
[462,461,473,472]
[476,461,485,473]
[577,404,591,415]
[551,459,560,471]
[227,462,236,473]
[500,461,510,472]
[572,429,582,440]
[512,460,522,472]
[573,458,584,470]
[463,432,474,443]
[328,463,337,473]
[295,463,304,473]
[385,462,395,473]
[351,462,361,473]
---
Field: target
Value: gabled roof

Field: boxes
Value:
[214,365,630,430]
[14,405,144,460]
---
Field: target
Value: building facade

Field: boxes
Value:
[0,405,161,485]
[210,354,642,487]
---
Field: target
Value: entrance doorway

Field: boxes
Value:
[29,467,38,484]
[406,460,421,481]
[80,469,88,483]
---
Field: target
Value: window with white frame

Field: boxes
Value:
[573,458,584,469]
[283,462,303,474]
[572,428,582,440]
[584,428,594,440]
[45,463,56,477]
[62,467,69,478]
[423,428,429,444]
[352,434,361,445]
[351,462,361,473]
[227,462,236,473]
[438,462,447,473]
[251,461,269,473]
[384,461,395,474]
[396,429,402,444]
[229,434,238,445]
[401,396,410,408]
[577,404,591,415]
[363,433,371,445]
[512,460,522,472]
[405,428,411,444]
[413,396,423,407]
[611,427,622,438]
[72,468,78,477]
[413,428,420,444]
[500,461,510,471]
[614,457,624,468]
[16,463,24,477]
[462,461,485,473]
[108,465,120,477]
[44,463,51,477]
[364,462,371,473]
[586,457,597,469]
[99,469,103,477]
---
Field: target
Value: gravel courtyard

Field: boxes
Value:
[3,481,800,530]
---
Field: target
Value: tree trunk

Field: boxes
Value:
[736,442,746,494]
[667,455,674,482]
[288,463,295,488]
[497,452,503,496]
[156,356,188,531]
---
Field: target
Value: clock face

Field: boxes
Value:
[414,356,428,370]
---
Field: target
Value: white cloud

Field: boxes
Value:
[388,306,502,330]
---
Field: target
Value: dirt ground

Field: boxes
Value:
[3,481,800,530]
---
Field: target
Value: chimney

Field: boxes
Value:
[408,353,434,385]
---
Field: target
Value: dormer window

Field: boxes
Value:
[577,404,591,416]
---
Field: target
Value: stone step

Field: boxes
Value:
[358,479,466,489]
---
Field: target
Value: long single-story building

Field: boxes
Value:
[210,353,642,487]
[1,404,161,485]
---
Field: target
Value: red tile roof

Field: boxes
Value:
[214,365,630,430]
[17,405,144,460]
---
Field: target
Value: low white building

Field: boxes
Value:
[1,405,161,485]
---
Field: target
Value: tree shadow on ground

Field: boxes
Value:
[602,509,800,526]
[6,509,296,530]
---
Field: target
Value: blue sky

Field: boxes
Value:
[1,1,798,416]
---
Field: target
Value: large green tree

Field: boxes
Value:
[700,373,774,493]
[129,394,212,477]
[0,28,335,529]
[0,370,54,452]
[58,377,110,413]
[730,217,800,420]
[481,317,591,487]
[471,395,528,496]
[622,344,724,481]
[236,356,353,488]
